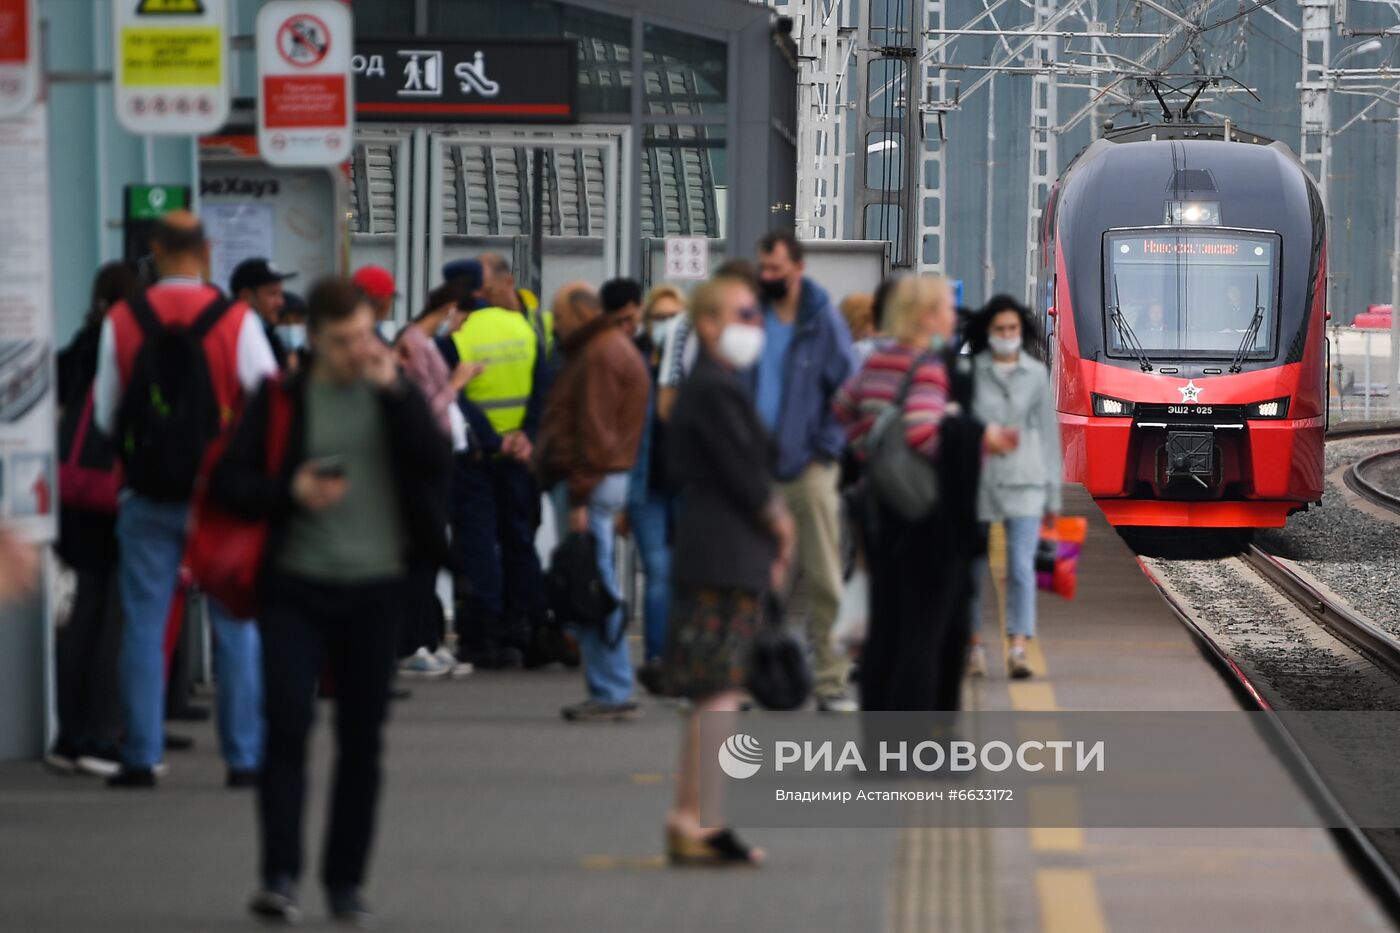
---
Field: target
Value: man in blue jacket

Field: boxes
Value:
[754,231,855,712]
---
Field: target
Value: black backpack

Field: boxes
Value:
[117,293,231,501]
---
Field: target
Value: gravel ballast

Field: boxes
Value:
[1255,437,1400,638]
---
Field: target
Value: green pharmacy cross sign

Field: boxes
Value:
[123,183,192,262]
[126,183,189,220]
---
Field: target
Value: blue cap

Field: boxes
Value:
[442,258,483,292]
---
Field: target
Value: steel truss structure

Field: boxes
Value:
[767,0,1400,346]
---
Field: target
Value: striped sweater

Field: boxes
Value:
[832,342,953,460]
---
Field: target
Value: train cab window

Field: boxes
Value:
[1104,230,1279,362]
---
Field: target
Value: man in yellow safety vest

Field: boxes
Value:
[437,263,556,670]
[478,253,554,359]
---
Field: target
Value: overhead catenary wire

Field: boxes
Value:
[1199,0,1284,34]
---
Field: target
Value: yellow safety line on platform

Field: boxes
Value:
[988,523,1058,711]
[579,854,666,871]
[1035,869,1109,933]
[1023,637,1049,675]
[988,521,1107,931]
[1028,787,1085,853]
[1009,682,1058,711]
[629,772,670,785]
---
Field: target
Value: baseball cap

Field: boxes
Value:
[442,258,484,292]
[230,258,297,295]
[352,265,399,301]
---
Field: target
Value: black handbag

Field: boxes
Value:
[545,532,624,647]
[747,595,813,711]
[1033,536,1059,574]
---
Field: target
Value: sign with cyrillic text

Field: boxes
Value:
[0,104,55,542]
[352,38,577,123]
[114,0,229,135]
[0,0,38,118]
[256,0,353,166]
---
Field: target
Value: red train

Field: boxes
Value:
[1035,122,1328,528]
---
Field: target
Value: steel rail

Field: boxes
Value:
[1326,419,1400,439]
[1346,448,1400,515]
[1139,557,1400,922]
[1239,545,1400,680]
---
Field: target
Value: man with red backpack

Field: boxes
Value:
[92,212,277,789]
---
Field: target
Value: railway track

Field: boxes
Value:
[1346,448,1400,515]
[1326,418,1400,440]
[1239,545,1400,679]
[1143,542,1400,920]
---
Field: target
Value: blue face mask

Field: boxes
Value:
[275,323,306,351]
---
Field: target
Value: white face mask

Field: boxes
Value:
[717,323,765,370]
[376,320,398,343]
[650,318,675,345]
[989,334,1022,358]
[275,323,306,351]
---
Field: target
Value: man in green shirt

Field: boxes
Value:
[210,278,450,928]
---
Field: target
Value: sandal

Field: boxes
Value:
[666,827,764,867]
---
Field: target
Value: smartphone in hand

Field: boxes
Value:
[312,456,347,480]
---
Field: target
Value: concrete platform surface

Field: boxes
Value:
[970,486,1393,933]
[0,485,1391,932]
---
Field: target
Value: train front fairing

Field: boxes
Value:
[1039,124,1327,528]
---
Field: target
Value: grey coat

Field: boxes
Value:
[970,350,1063,522]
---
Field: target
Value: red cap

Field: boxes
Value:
[352,265,398,301]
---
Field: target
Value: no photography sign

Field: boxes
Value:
[256,0,353,167]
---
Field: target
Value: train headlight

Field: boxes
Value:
[1246,397,1290,419]
[1093,394,1136,417]
[1165,200,1221,225]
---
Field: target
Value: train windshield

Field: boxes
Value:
[1104,230,1280,361]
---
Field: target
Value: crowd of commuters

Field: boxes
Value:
[41,212,1065,918]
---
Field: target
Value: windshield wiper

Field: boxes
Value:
[1229,276,1265,373]
[1109,275,1154,372]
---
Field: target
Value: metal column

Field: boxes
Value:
[777,0,857,241]
[854,0,921,268]
[1299,0,1333,315]
[1299,0,1333,205]
[1392,110,1400,397]
[917,0,948,273]
[1024,0,1059,302]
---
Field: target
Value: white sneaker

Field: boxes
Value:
[399,647,451,679]
[967,644,988,678]
[431,646,473,678]
[1007,647,1033,680]
[76,753,121,778]
[816,693,859,713]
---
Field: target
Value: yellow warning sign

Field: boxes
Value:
[135,0,206,13]
[119,27,221,86]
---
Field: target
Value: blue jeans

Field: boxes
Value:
[968,515,1043,640]
[628,492,673,662]
[564,473,633,704]
[116,494,263,770]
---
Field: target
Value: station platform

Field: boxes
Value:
[0,487,1390,932]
